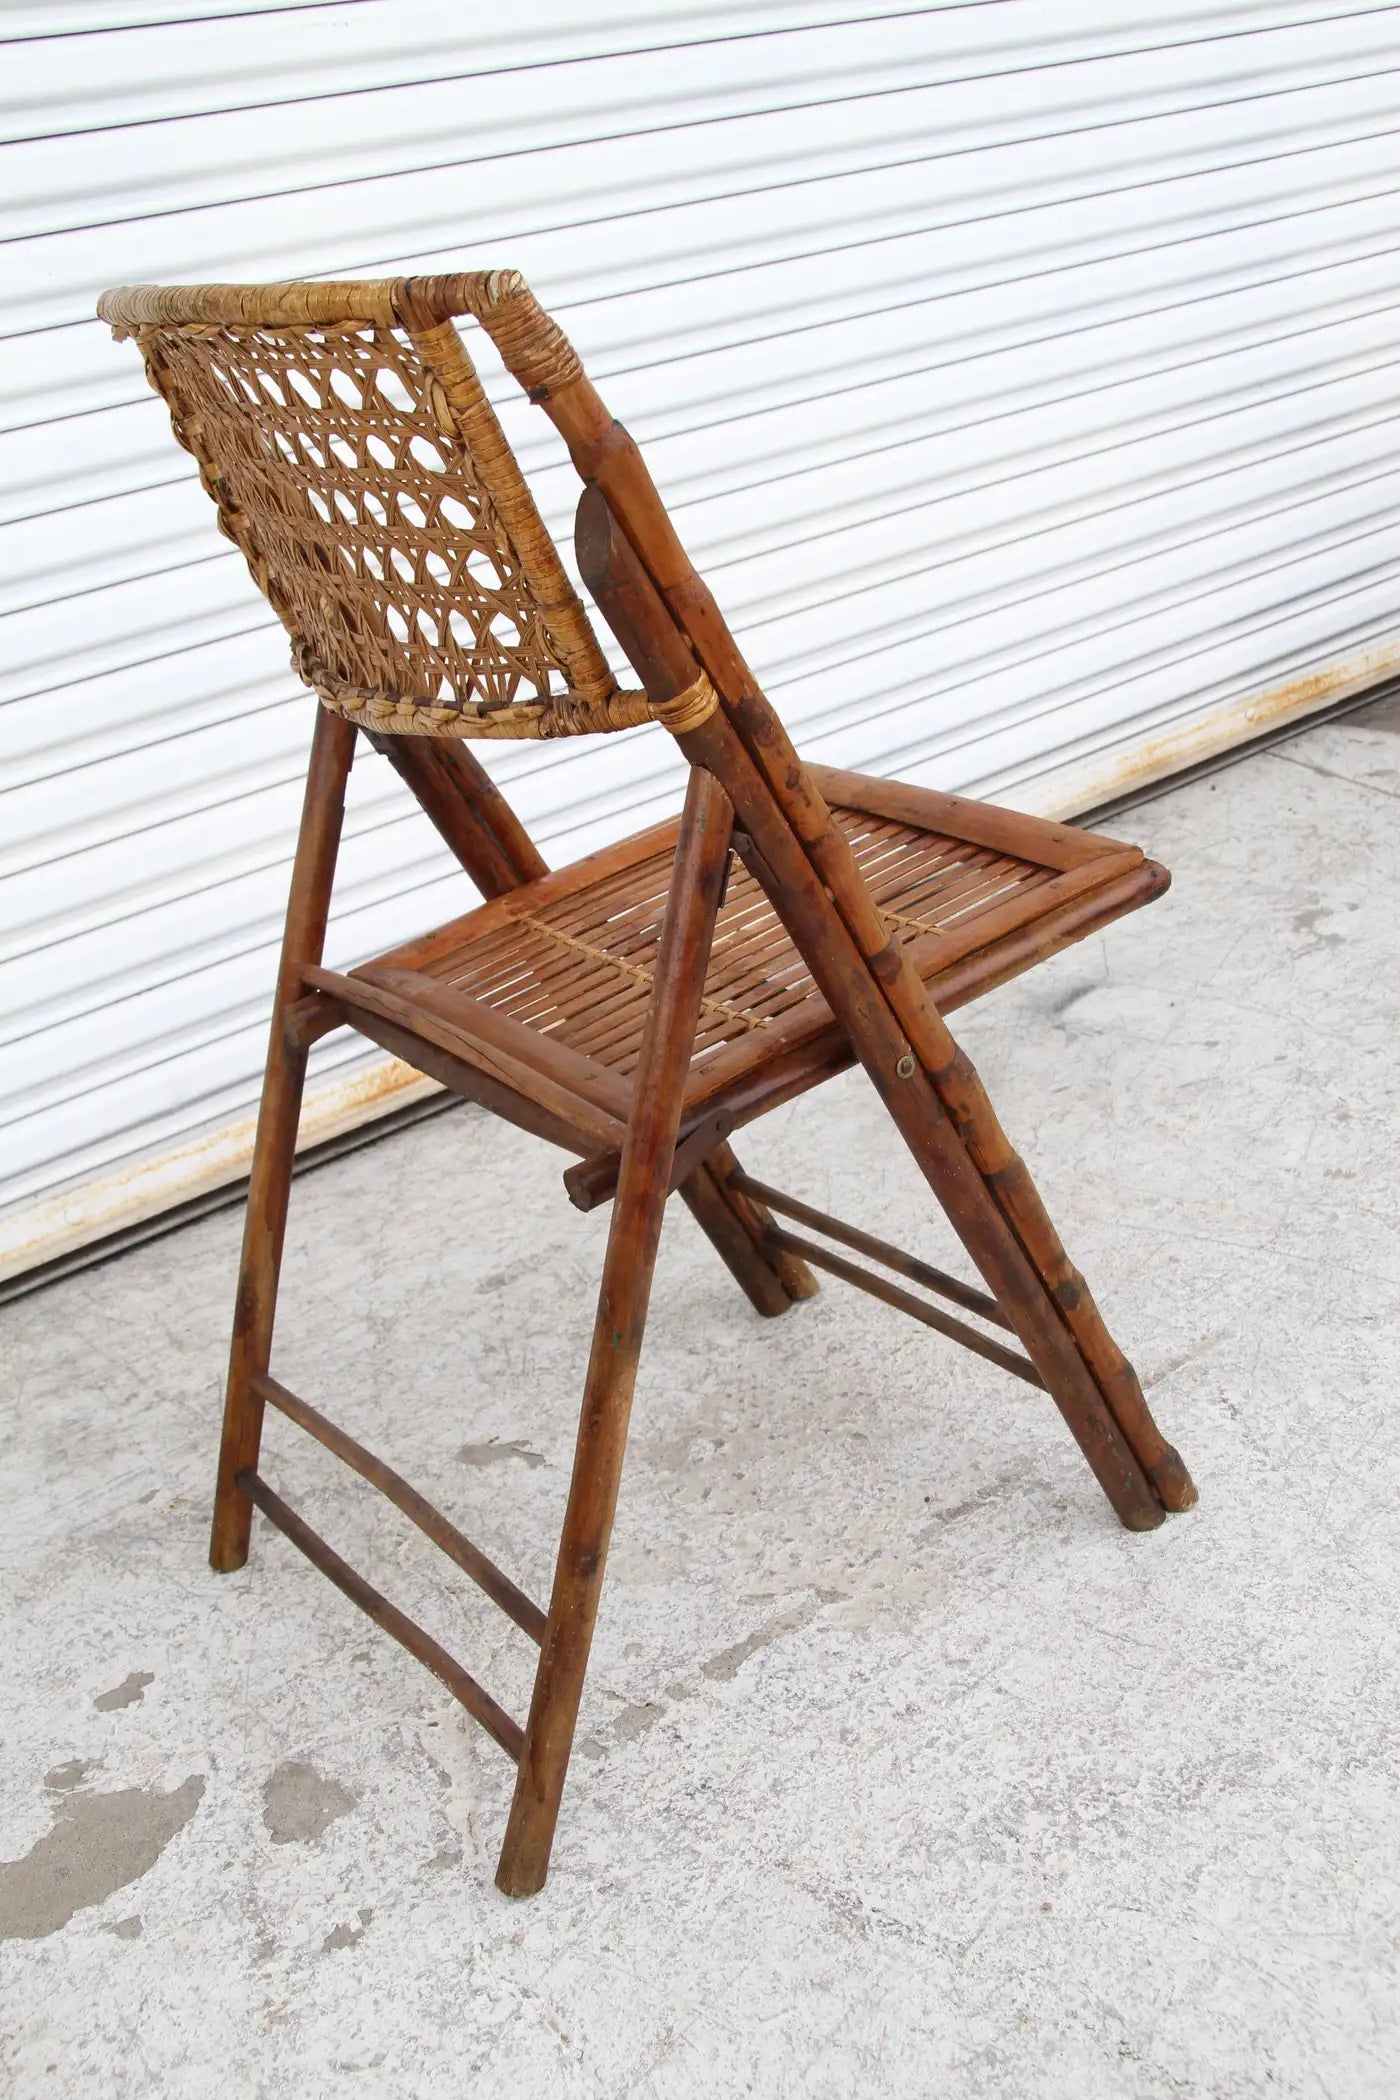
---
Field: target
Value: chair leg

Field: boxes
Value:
[707,702,1196,1508]
[572,484,1189,1528]
[210,709,357,1573]
[496,767,732,1897]
[708,1140,820,1303]
[680,1138,818,1315]
[677,709,1171,1531]
[930,1060,1196,1509]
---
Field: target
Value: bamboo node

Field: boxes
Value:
[649,673,720,735]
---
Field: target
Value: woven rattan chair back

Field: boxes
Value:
[99,275,649,741]
[99,266,1196,1902]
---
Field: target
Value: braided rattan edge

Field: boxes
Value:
[98,271,519,335]
[100,271,586,401]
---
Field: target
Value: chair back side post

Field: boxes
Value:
[495,286,1187,1518]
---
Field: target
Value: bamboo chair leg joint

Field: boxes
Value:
[561,1109,734,1212]
[282,990,345,1049]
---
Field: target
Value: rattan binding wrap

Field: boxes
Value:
[97,273,655,739]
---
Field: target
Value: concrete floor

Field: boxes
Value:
[3,698,1398,2098]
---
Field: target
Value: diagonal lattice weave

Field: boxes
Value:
[131,314,646,739]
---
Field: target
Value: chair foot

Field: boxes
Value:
[210,1415,263,1568]
[209,1538,251,1575]
[494,1841,549,1901]
[696,1139,819,1314]
[210,1370,267,1573]
[680,1155,810,1317]
[1146,1446,1198,1512]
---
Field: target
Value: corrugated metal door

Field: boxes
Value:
[4,0,1399,1276]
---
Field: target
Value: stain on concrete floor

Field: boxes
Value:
[93,1671,154,1712]
[456,1438,545,1469]
[43,1759,98,1792]
[0,1776,204,1940]
[322,1907,373,1952]
[702,1602,817,1681]
[261,1760,358,1846]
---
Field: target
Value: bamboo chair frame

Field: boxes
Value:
[100,268,1196,1897]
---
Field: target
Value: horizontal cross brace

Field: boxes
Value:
[727,1173,1012,1330]
[253,1371,545,1643]
[281,990,345,1049]
[238,1470,524,1763]
[760,1225,1046,1390]
[562,1108,734,1212]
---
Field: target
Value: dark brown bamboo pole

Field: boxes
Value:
[240,1470,524,1761]
[572,486,1164,1532]
[691,712,1170,1528]
[521,356,1192,1514]
[677,1158,794,1316]
[364,730,547,896]
[727,1170,1010,1328]
[210,705,357,1572]
[497,765,735,1897]
[252,1371,546,1643]
[697,1139,819,1305]
[763,1228,1045,1388]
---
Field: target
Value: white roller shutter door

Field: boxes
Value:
[3,0,1398,1277]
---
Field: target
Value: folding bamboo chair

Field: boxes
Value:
[99,270,1196,1897]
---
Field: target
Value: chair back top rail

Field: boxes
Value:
[100,270,525,334]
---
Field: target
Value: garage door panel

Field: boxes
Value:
[3,1,1397,1269]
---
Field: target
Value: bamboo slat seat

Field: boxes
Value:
[99,265,1196,1901]
[357,771,1166,1130]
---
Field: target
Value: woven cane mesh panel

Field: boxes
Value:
[141,321,589,728]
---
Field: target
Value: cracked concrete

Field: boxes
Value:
[2,700,1398,2095]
